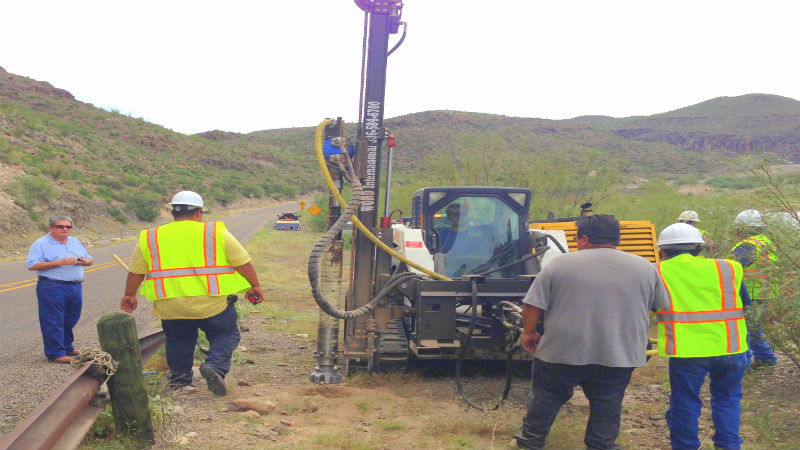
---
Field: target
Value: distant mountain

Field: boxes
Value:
[382,110,716,175]
[2,66,797,254]
[569,94,800,161]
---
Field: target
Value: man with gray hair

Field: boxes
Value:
[514,214,668,450]
[26,216,93,363]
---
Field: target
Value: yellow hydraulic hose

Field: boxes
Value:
[314,120,450,281]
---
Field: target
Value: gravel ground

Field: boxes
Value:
[0,303,158,438]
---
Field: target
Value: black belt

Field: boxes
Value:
[38,276,83,285]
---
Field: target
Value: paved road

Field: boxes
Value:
[0,202,302,436]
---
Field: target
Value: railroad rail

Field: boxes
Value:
[0,329,165,450]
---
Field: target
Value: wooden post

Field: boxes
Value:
[97,313,154,444]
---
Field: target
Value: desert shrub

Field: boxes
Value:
[95,186,114,202]
[706,175,761,189]
[310,194,328,233]
[3,175,57,210]
[675,174,700,185]
[210,189,237,206]
[41,160,74,180]
[239,182,264,198]
[744,160,800,370]
[108,206,129,224]
[0,137,25,164]
[122,190,161,222]
[78,186,93,198]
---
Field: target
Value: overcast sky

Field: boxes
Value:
[2,1,798,135]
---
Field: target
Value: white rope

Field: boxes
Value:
[70,348,119,383]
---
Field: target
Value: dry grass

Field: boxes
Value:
[124,224,800,450]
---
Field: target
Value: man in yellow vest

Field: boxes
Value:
[656,223,750,450]
[677,210,717,254]
[731,209,778,367]
[120,191,265,396]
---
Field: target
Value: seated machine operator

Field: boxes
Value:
[437,203,498,277]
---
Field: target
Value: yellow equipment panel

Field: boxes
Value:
[530,220,660,263]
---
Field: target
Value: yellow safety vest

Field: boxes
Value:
[731,234,778,299]
[656,254,748,357]
[139,221,251,300]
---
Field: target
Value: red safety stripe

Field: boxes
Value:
[656,262,674,312]
[715,259,725,311]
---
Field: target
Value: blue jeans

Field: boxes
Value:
[161,302,240,387]
[514,358,634,450]
[36,279,82,359]
[666,353,748,450]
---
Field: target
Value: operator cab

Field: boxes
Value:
[411,187,532,278]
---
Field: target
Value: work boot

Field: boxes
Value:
[48,356,73,364]
[200,365,227,396]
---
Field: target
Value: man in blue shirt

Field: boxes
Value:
[26,216,93,363]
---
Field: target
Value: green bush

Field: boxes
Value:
[95,186,114,202]
[740,161,800,370]
[675,174,700,185]
[78,186,93,198]
[108,206,129,224]
[41,160,74,180]
[706,175,761,189]
[239,182,264,198]
[0,137,25,165]
[310,194,329,233]
[3,175,57,210]
[210,189,237,206]
[123,190,161,222]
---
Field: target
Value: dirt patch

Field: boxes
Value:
[140,317,800,449]
[675,184,713,195]
[99,228,800,450]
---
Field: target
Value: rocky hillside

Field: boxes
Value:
[0,67,322,254]
[569,94,800,161]
[2,65,799,254]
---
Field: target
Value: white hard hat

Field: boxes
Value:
[677,210,701,222]
[734,209,764,227]
[657,223,704,247]
[169,191,204,208]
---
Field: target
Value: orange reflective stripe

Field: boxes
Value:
[657,261,677,355]
[204,223,220,295]
[714,259,737,310]
[725,319,740,353]
[147,227,166,298]
[664,322,676,356]
[658,309,745,323]
[208,275,220,295]
[657,256,745,356]
[204,222,216,266]
[146,222,228,297]
[145,266,236,279]
[656,262,674,312]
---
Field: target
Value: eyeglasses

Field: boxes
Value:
[53,225,73,229]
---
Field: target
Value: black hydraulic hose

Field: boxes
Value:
[455,278,514,411]
[546,233,569,253]
[387,21,407,56]
[308,147,376,320]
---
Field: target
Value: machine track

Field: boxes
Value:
[377,319,410,371]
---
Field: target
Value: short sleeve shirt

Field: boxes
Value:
[523,248,669,367]
[26,235,92,282]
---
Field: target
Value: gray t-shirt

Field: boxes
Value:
[523,248,669,367]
